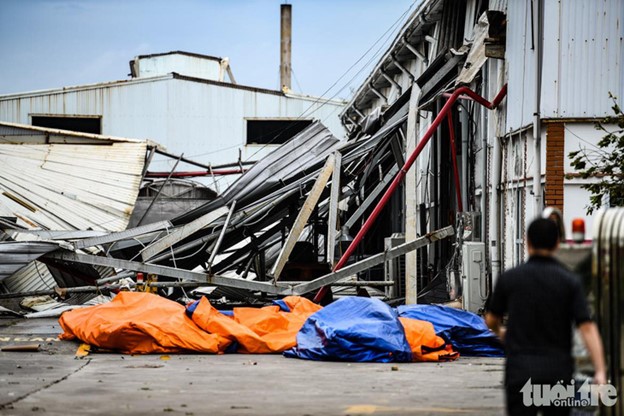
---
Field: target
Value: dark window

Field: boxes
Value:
[32,116,101,134]
[246,119,313,145]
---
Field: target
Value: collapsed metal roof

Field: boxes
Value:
[0,103,453,303]
[0,56,467,307]
[0,123,148,232]
[0,122,153,293]
[0,241,59,282]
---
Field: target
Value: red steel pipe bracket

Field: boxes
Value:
[447,113,463,213]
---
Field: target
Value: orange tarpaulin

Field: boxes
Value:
[59,291,229,354]
[59,292,457,361]
[190,296,322,353]
[398,317,459,362]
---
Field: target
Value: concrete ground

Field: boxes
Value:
[0,317,505,416]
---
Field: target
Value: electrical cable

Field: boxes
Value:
[240,1,420,163]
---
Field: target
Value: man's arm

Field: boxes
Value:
[578,321,607,385]
[485,312,506,343]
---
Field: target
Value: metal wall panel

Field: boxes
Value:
[505,0,535,131]
[540,0,561,118]
[506,0,624,131]
[0,141,146,231]
[0,77,346,169]
[135,54,221,80]
[488,0,507,12]
[554,0,624,118]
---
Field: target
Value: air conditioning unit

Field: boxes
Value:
[384,233,405,299]
[461,242,487,313]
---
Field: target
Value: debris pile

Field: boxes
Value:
[1,108,452,307]
[0,105,503,361]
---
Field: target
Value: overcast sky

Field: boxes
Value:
[0,0,416,100]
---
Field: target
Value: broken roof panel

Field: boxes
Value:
[221,121,339,202]
[0,241,59,281]
[174,121,340,225]
[2,261,56,293]
[0,121,158,147]
[0,123,151,292]
[0,140,147,231]
[0,111,430,302]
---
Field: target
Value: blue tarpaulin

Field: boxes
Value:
[272,299,291,312]
[284,297,413,363]
[186,301,234,317]
[397,304,504,357]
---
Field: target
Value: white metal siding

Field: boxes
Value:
[506,0,535,131]
[0,77,346,168]
[489,0,507,12]
[506,0,624,131]
[554,0,624,118]
[135,55,221,80]
[0,142,146,231]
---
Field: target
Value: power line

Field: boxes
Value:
[242,0,419,162]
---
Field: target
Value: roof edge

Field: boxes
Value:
[0,75,174,100]
[134,51,223,62]
[172,74,346,105]
[339,0,444,120]
[0,73,345,107]
[0,120,163,149]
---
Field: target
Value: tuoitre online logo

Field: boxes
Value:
[520,378,618,407]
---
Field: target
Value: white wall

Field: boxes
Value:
[134,54,222,80]
[506,0,624,132]
[0,76,346,171]
[562,122,618,240]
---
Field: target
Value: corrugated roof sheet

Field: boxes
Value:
[0,121,160,147]
[0,242,59,282]
[174,121,340,225]
[2,261,56,293]
[0,141,147,231]
[0,123,149,291]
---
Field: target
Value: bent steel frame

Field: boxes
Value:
[43,225,453,297]
[313,84,508,302]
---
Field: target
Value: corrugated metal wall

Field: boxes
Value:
[0,77,346,167]
[551,0,624,118]
[0,141,146,231]
[488,0,507,12]
[506,0,624,131]
[505,0,537,131]
[437,0,467,52]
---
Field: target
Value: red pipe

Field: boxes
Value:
[313,84,507,303]
[447,113,463,213]
[145,169,246,178]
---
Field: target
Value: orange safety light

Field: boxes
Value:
[571,218,585,243]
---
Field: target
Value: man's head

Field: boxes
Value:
[527,217,560,256]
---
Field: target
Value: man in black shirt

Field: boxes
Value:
[486,218,606,416]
